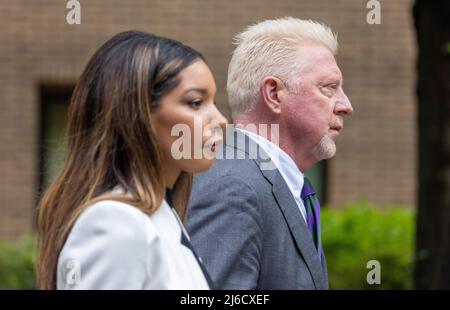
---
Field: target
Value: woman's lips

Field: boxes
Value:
[204,139,223,153]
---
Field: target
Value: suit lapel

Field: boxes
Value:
[228,128,326,289]
[267,170,326,289]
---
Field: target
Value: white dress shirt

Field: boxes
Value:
[57,194,210,290]
[236,128,307,223]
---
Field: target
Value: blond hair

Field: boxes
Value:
[227,17,338,117]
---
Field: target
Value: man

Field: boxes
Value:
[187,17,353,289]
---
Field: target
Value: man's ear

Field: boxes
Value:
[260,76,286,115]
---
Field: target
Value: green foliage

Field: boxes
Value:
[322,201,415,289]
[0,236,37,289]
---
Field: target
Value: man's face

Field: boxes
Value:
[280,44,353,167]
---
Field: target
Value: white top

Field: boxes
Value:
[237,128,307,222]
[57,198,210,290]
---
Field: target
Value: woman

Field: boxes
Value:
[36,31,227,289]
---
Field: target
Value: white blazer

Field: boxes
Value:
[57,198,210,290]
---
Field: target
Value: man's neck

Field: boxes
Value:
[235,118,318,172]
[234,117,279,144]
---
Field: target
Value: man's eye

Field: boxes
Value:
[320,86,333,96]
[328,84,338,90]
[320,84,338,97]
[188,99,202,109]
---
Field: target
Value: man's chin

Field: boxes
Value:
[314,136,337,160]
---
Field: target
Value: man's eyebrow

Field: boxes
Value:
[329,75,343,86]
[320,76,342,86]
[183,88,209,95]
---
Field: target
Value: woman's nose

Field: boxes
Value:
[211,104,228,129]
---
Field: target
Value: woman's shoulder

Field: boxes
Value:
[58,200,164,289]
[70,200,161,244]
[81,199,149,223]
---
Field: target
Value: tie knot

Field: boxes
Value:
[301,177,316,198]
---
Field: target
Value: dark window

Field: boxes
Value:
[39,85,73,192]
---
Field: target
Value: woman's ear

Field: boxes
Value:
[260,76,285,115]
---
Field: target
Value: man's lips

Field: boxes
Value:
[329,125,342,136]
[330,121,343,131]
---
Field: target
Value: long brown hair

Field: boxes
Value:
[36,31,205,290]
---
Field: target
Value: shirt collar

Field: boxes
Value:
[236,128,304,198]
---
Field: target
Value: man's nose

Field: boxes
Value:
[335,91,353,116]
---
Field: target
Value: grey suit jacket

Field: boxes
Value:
[187,129,328,290]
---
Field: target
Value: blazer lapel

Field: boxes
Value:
[228,128,326,289]
[266,169,326,289]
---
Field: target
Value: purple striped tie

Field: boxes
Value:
[301,177,322,261]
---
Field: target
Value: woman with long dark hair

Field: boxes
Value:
[36,31,226,289]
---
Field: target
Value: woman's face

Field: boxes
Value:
[151,60,227,185]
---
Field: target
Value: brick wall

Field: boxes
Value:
[0,0,416,238]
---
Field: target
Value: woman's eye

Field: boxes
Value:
[188,99,202,109]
